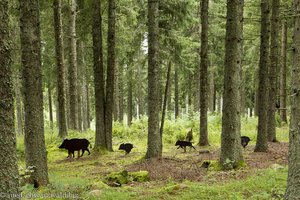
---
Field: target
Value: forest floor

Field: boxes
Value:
[21,140,287,200]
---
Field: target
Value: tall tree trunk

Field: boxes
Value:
[0,0,20,195]
[285,0,300,197]
[255,0,270,152]
[208,69,215,112]
[20,0,49,186]
[48,81,54,130]
[53,0,68,138]
[114,61,119,121]
[160,61,172,151]
[199,0,209,146]
[146,0,161,158]
[15,70,23,135]
[220,0,243,169]
[127,66,133,126]
[280,19,288,123]
[68,0,79,130]
[174,65,179,119]
[105,0,116,151]
[239,0,245,117]
[119,65,124,122]
[267,0,280,142]
[93,0,106,149]
[77,40,83,132]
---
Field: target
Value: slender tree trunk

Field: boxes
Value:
[208,69,215,112]
[199,0,209,146]
[93,0,106,149]
[267,0,280,142]
[255,0,270,152]
[48,81,54,130]
[285,0,300,197]
[53,0,68,138]
[127,66,133,126]
[0,1,20,195]
[146,0,161,158]
[114,62,119,121]
[119,65,124,122]
[68,0,79,130]
[174,65,179,119]
[77,40,83,132]
[220,0,243,169]
[20,0,49,186]
[280,20,288,123]
[160,61,172,151]
[86,82,91,129]
[15,71,23,135]
[105,0,116,151]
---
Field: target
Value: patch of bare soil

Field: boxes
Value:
[126,142,288,182]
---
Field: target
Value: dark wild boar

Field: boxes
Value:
[59,138,91,158]
[118,143,134,154]
[241,136,250,148]
[175,140,196,152]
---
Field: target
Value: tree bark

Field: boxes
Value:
[77,40,83,132]
[105,0,116,151]
[114,61,119,121]
[146,0,161,158]
[53,0,68,138]
[267,0,280,142]
[285,0,300,197]
[20,0,49,186]
[199,0,209,146]
[220,0,243,169]
[0,1,20,196]
[255,0,270,152]
[92,0,106,149]
[68,0,79,130]
[280,20,288,123]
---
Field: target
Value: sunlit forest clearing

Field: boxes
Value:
[16,115,289,199]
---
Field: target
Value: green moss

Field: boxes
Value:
[128,171,149,182]
[105,170,129,186]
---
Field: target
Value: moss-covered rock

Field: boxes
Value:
[105,170,149,187]
[128,171,149,182]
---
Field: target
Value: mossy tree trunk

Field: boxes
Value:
[53,0,68,138]
[92,0,106,149]
[255,0,270,152]
[146,0,161,158]
[285,0,300,197]
[174,64,179,119]
[220,0,243,169]
[199,0,209,146]
[127,65,133,126]
[20,0,49,186]
[0,0,20,196]
[267,0,280,142]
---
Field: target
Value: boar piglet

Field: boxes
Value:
[59,138,91,158]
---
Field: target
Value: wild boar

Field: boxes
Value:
[175,140,196,152]
[241,136,250,148]
[118,143,134,154]
[59,138,91,158]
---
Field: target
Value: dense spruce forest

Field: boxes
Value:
[1,0,300,199]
